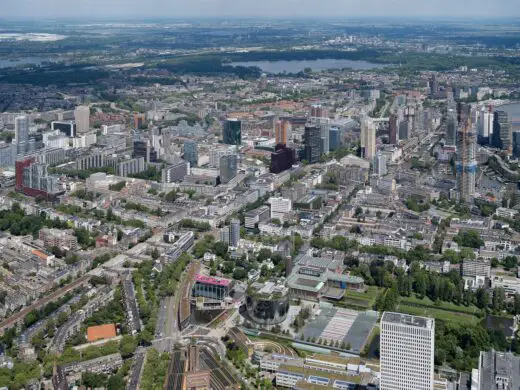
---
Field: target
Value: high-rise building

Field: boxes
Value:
[16,157,59,198]
[380,312,435,390]
[223,118,242,146]
[456,120,477,202]
[310,104,324,118]
[184,140,199,167]
[15,116,29,155]
[275,120,291,146]
[270,145,295,174]
[161,160,188,183]
[389,114,398,144]
[329,127,340,152]
[375,151,387,177]
[478,109,493,145]
[230,219,240,248]
[74,106,90,134]
[513,131,520,159]
[133,113,146,129]
[445,106,457,147]
[51,121,76,137]
[269,197,292,221]
[492,110,512,153]
[219,154,237,184]
[304,125,321,164]
[360,117,376,161]
[133,139,157,163]
[429,74,439,97]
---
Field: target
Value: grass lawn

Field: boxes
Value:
[396,303,480,325]
[400,295,481,316]
[343,286,379,309]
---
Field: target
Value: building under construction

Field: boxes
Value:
[456,106,477,202]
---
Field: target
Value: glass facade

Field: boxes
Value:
[246,294,289,325]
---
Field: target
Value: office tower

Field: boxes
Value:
[223,118,241,146]
[311,104,324,118]
[133,113,146,129]
[398,119,409,141]
[220,226,230,244]
[513,131,520,159]
[219,154,237,184]
[270,145,296,174]
[183,140,198,167]
[74,106,90,134]
[329,127,340,151]
[51,121,76,137]
[304,125,321,164]
[445,107,457,147]
[456,120,477,202]
[389,114,398,144]
[117,157,145,177]
[380,312,435,390]
[429,74,439,97]
[161,160,188,183]
[492,110,512,153]
[133,139,157,163]
[230,219,240,248]
[275,120,291,146]
[375,151,387,177]
[269,197,292,221]
[478,109,493,145]
[15,116,29,155]
[360,117,376,161]
[316,117,330,154]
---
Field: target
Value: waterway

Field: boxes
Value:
[228,58,389,74]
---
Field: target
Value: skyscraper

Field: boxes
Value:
[513,130,520,159]
[230,219,240,248]
[310,104,324,118]
[304,125,321,164]
[74,106,90,134]
[478,109,493,145]
[389,114,398,144]
[183,140,198,167]
[223,118,242,146]
[329,127,340,151]
[445,107,457,147]
[360,117,376,161]
[275,120,291,146]
[220,154,237,184]
[380,312,435,390]
[15,116,29,155]
[375,151,387,177]
[270,145,295,174]
[492,110,512,153]
[456,120,477,201]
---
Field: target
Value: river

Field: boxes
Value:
[228,58,389,74]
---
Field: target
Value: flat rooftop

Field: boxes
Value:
[195,274,232,287]
[382,312,434,329]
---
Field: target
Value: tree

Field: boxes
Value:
[256,248,272,263]
[492,287,506,312]
[233,267,247,280]
[503,256,518,270]
[213,241,229,257]
[119,335,138,358]
[476,287,489,309]
[151,248,160,260]
[107,374,125,390]
[453,230,484,249]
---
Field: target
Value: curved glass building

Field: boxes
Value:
[245,281,289,326]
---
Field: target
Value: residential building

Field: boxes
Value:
[117,157,145,177]
[475,350,520,390]
[456,119,477,201]
[380,312,435,390]
[230,219,240,248]
[161,160,188,183]
[461,259,491,278]
[39,228,78,251]
[244,206,270,230]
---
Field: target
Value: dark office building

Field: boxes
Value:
[223,118,242,146]
[304,125,321,164]
[493,110,512,153]
[51,121,76,137]
[513,131,520,159]
[389,114,398,144]
[183,140,198,167]
[329,127,340,151]
[270,145,296,174]
[220,154,238,184]
[133,139,158,163]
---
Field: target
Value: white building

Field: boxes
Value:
[74,105,90,134]
[269,197,292,221]
[380,312,435,390]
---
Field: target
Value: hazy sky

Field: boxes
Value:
[2,0,520,19]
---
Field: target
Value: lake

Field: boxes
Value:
[0,57,45,69]
[228,58,388,74]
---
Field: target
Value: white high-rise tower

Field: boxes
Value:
[380,312,435,390]
[15,116,29,155]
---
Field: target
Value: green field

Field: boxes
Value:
[342,286,379,309]
[396,303,480,325]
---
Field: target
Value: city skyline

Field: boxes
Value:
[2,0,520,19]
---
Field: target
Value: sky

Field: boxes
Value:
[2,0,520,19]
